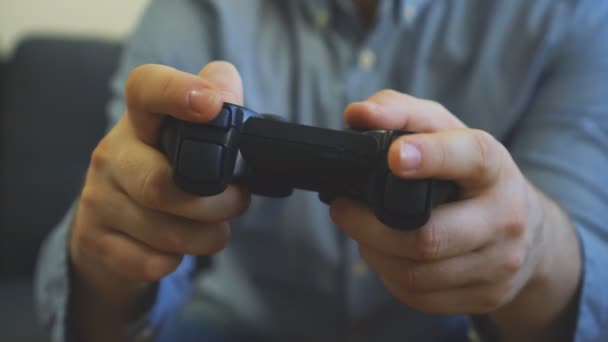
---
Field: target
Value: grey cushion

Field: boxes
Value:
[0,37,121,277]
[0,36,122,342]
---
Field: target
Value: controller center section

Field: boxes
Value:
[239,118,377,198]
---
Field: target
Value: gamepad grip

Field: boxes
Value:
[159,103,456,229]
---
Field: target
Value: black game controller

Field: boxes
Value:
[159,103,455,230]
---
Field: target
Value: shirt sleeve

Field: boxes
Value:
[34,0,221,340]
[506,2,608,340]
[34,203,77,342]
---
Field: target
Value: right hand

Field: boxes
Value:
[69,62,250,298]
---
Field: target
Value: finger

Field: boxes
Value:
[73,226,183,283]
[387,129,510,188]
[80,185,231,256]
[344,90,465,133]
[125,64,221,144]
[330,196,499,261]
[381,275,520,315]
[359,241,524,293]
[125,61,243,145]
[198,61,243,105]
[93,130,250,222]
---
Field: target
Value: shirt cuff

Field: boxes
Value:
[127,255,196,341]
[573,224,608,342]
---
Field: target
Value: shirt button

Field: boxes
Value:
[358,49,376,71]
[352,259,368,276]
[402,5,418,25]
[316,9,330,27]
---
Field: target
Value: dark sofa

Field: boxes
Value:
[0,36,121,341]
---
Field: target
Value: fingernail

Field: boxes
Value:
[189,89,220,117]
[399,143,421,171]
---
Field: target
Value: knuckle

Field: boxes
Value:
[71,224,96,258]
[422,100,451,131]
[79,185,103,210]
[138,168,169,209]
[500,250,525,275]
[71,203,109,262]
[400,266,420,291]
[89,143,111,173]
[158,72,184,111]
[502,201,528,238]
[471,130,495,172]
[371,89,401,103]
[472,129,491,169]
[430,137,448,171]
[125,65,148,105]
[426,100,449,114]
[414,224,442,261]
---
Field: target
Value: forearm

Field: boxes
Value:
[68,260,157,342]
[67,206,158,342]
[485,191,582,341]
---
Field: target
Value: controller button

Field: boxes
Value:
[178,140,224,182]
[206,107,231,129]
[383,176,428,216]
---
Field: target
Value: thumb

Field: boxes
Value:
[198,61,244,106]
[123,61,243,145]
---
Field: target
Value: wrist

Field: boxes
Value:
[68,212,159,341]
[488,189,582,341]
[68,256,158,342]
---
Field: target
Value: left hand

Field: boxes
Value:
[331,89,569,315]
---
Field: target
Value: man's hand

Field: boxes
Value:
[69,62,249,341]
[332,90,582,341]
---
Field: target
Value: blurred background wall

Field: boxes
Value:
[0,0,150,57]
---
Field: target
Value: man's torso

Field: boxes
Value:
[109,0,580,340]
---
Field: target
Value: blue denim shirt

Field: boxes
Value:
[36,0,608,341]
